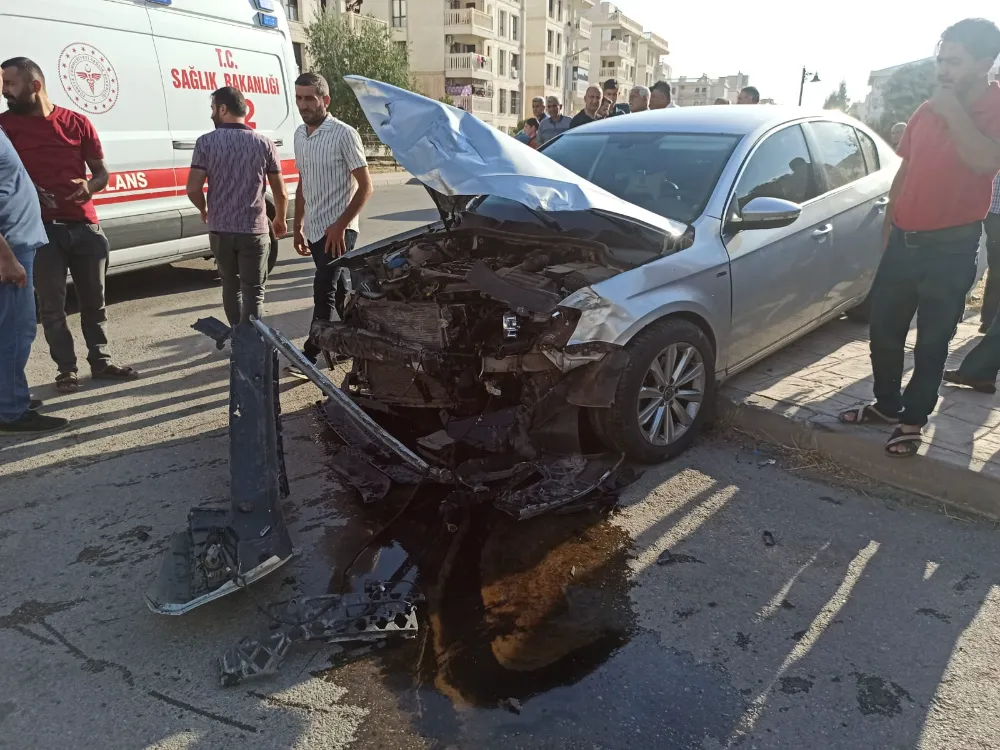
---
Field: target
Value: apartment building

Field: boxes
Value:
[668,73,750,106]
[354,1,668,130]
[278,0,322,70]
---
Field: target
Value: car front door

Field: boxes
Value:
[802,121,890,314]
[723,124,832,370]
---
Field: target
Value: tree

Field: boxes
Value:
[306,15,412,136]
[823,80,851,112]
[876,59,935,139]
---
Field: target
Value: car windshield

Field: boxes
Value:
[533,131,741,225]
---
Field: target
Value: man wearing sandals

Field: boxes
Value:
[0,57,138,393]
[840,19,1000,458]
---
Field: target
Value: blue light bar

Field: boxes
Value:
[146,0,172,5]
[254,0,276,11]
[257,12,279,28]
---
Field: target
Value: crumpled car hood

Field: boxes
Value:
[345,76,686,237]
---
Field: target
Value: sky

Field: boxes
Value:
[617,1,998,106]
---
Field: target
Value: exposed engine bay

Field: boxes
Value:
[306,226,635,518]
[314,227,629,416]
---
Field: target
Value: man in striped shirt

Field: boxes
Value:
[291,72,373,368]
[186,86,287,326]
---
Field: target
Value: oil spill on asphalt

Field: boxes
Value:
[302,424,745,748]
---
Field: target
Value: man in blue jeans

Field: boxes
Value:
[839,18,1000,457]
[290,72,373,377]
[0,127,69,433]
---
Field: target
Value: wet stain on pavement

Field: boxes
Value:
[954,573,979,593]
[916,608,951,623]
[735,632,752,651]
[778,676,813,695]
[294,434,746,749]
[853,673,912,717]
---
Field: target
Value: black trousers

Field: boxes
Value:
[869,227,980,427]
[302,230,358,363]
[979,212,1000,327]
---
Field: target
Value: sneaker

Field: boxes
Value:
[29,399,43,410]
[0,411,70,434]
[980,322,991,335]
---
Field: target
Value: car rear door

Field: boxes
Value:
[145,0,298,242]
[802,120,890,314]
[723,123,832,369]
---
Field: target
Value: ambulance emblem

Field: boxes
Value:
[59,44,119,114]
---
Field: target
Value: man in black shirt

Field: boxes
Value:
[570,86,607,128]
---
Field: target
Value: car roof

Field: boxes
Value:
[570,106,863,137]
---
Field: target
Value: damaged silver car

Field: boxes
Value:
[316,78,898,468]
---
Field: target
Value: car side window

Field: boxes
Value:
[856,128,881,174]
[808,121,868,191]
[732,125,818,212]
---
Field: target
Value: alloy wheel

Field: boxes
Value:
[636,342,706,447]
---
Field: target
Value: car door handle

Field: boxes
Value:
[173,140,197,150]
[812,224,833,239]
[874,197,889,205]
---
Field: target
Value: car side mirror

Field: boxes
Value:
[730,197,802,231]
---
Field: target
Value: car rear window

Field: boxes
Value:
[537,131,741,224]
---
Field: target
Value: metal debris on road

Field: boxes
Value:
[218,581,422,687]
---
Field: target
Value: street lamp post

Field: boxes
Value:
[798,66,820,106]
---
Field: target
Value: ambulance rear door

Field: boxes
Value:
[145,0,299,242]
[0,0,182,266]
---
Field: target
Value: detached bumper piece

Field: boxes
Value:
[218,582,421,687]
[145,321,294,615]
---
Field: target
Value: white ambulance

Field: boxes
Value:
[0,0,300,275]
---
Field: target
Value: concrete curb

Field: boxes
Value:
[718,386,1000,521]
[370,171,415,187]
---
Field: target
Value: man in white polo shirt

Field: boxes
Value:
[291,72,374,370]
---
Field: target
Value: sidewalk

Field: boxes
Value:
[370,169,414,187]
[719,315,1000,519]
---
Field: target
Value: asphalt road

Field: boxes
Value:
[2,184,1000,750]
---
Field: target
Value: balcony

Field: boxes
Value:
[599,65,630,83]
[574,17,592,38]
[600,39,632,58]
[573,79,589,97]
[454,95,494,114]
[446,52,494,79]
[655,61,671,81]
[642,31,669,54]
[343,12,389,33]
[444,8,495,38]
[608,9,643,35]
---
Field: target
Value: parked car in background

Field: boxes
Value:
[313,80,902,468]
[0,0,300,276]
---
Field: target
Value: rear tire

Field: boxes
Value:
[589,318,716,464]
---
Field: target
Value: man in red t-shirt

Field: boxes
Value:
[839,19,1000,457]
[0,57,137,392]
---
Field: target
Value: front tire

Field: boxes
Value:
[589,318,716,464]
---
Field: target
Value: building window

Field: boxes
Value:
[547,30,553,52]
[500,89,507,113]
[556,34,561,55]
[511,15,519,41]
[556,66,561,87]
[546,63,552,86]
[511,53,520,78]
[557,0,562,21]
[391,0,407,27]
[285,0,299,22]
[548,0,554,18]
[499,10,506,38]
[511,90,520,115]
[498,50,506,76]
[292,42,303,71]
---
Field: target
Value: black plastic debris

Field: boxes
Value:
[192,316,233,350]
[762,531,776,547]
[145,322,293,615]
[656,550,705,566]
[218,581,421,687]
